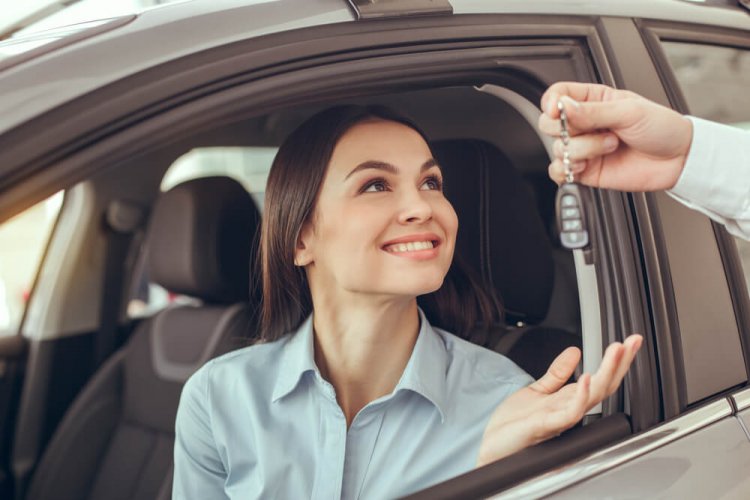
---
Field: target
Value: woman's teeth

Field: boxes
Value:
[384,241,435,253]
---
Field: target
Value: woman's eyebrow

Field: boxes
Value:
[344,158,440,180]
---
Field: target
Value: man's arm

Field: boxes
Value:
[668,116,750,240]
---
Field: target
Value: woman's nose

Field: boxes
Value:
[397,189,433,224]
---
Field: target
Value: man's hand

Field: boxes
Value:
[476,335,642,467]
[538,82,693,191]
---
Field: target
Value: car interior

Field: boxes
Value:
[7,83,590,499]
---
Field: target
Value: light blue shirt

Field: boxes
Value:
[173,310,533,499]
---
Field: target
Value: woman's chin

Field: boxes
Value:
[375,278,445,298]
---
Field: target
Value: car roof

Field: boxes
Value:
[0,0,749,136]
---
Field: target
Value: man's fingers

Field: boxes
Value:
[566,99,642,135]
[553,133,620,162]
[530,346,581,394]
[538,113,584,138]
[540,83,641,137]
[540,82,615,116]
[548,159,588,185]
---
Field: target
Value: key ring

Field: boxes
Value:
[557,100,575,184]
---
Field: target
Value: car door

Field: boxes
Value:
[482,11,750,499]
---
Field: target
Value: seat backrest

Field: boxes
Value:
[432,139,580,379]
[26,177,261,500]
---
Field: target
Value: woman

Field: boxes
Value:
[173,105,641,499]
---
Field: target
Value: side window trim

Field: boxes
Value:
[638,20,750,399]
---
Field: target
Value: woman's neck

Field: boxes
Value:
[311,298,420,428]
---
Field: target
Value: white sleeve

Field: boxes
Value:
[667,116,750,241]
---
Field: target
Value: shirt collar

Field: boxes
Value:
[272,314,317,403]
[271,309,450,422]
[394,308,449,422]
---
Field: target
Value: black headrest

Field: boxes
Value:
[146,176,261,304]
[433,140,554,323]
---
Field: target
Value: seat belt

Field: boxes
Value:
[95,200,146,369]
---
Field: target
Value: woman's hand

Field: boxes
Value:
[538,82,693,192]
[476,335,643,467]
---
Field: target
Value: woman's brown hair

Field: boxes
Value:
[258,105,502,346]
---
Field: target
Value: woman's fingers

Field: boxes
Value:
[586,343,624,404]
[606,335,643,394]
[529,346,581,395]
[539,373,591,437]
[587,335,644,409]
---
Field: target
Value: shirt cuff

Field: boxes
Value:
[668,116,750,220]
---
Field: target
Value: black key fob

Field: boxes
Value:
[556,182,591,249]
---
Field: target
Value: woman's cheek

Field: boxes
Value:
[443,201,459,243]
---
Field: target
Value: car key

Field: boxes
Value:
[555,100,591,249]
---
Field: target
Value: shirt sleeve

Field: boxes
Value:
[173,364,230,500]
[667,116,750,240]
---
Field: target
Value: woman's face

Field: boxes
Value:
[295,119,457,300]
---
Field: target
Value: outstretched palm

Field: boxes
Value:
[477,335,642,467]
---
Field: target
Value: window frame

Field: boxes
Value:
[638,19,750,405]
[0,13,665,497]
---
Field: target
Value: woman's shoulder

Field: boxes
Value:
[184,335,291,393]
[433,326,534,388]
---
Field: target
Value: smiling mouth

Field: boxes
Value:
[383,240,438,253]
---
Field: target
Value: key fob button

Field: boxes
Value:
[561,231,589,248]
[563,219,582,231]
[561,207,580,219]
[561,194,579,208]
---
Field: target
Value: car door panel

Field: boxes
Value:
[553,414,750,498]
[735,389,750,440]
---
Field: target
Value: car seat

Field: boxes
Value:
[432,139,581,379]
[24,177,261,500]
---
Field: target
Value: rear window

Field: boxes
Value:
[662,41,750,294]
[0,192,63,335]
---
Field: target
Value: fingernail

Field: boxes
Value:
[603,135,618,151]
[561,95,580,110]
[546,95,557,115]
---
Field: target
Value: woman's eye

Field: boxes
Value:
[421,176,443,191]
[362,179,389,193]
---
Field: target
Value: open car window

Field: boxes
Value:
[0,192,63,336]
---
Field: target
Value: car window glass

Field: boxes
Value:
[662,41,750,295]
[0,192,64,335]
[127,147,274,318]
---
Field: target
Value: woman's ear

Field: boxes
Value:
[294,223,314,267]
